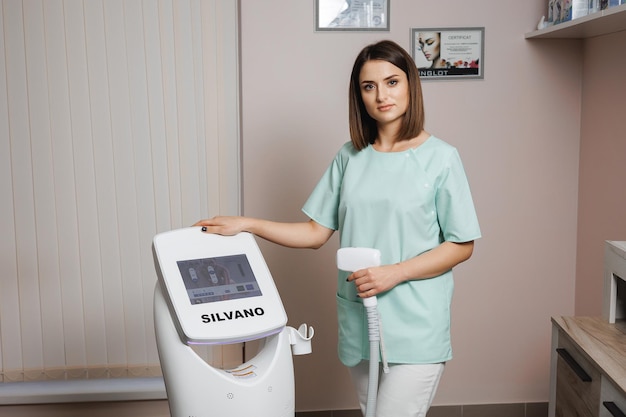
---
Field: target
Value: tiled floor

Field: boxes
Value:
[295,402,549,417]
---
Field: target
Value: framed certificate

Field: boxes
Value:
[411,27,485,80]
[316,0,390,31]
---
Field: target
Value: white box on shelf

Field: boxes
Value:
[569,0,589,20]
[553,0,588,23]
[603,240,626,325]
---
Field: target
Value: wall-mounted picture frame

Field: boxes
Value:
[316,0,389,31]
[411,27,485,80]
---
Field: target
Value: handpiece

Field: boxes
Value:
[336,247,385,417]
[337,247,381,307]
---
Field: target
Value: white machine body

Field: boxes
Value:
[153,228,313,417]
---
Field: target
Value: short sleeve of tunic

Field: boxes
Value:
[302,137,481,366]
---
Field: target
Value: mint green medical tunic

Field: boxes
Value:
[302,136,481,366]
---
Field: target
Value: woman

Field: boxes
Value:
[195,40,480,417]
[418,32,446,69]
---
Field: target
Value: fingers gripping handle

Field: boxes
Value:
[337,247,381,306]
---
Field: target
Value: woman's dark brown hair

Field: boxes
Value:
[348,40,425,151]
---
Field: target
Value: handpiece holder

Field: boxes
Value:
[289,323,315,355]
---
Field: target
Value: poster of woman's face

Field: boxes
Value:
[412,27,485,80]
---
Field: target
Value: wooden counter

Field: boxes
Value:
[549,316,626,417]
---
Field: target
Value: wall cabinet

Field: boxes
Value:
[549,316,626,417]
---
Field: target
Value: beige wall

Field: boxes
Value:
[239,0,584,411]
[575,30,626,317]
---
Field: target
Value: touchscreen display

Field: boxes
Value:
[176,254,263,305]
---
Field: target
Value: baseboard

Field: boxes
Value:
[0,400,548,417]
[295,402,549,417]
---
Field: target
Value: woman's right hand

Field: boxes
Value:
[193,217,334,249]
[193,216,249,236]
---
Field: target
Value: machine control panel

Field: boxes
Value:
[153,228,287,344]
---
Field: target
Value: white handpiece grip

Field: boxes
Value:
[337,247,382,308]
[336,247,381,272]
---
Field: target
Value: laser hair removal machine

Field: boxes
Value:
[152,228,314,417]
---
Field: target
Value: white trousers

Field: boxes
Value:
[349,361,445,417]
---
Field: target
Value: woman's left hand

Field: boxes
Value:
[347,264,405,298]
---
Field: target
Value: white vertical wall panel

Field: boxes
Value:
[23,0,67,380]
[43,0,88,379]
[173,1,202,225]
[142,1,172,366]
[3,0,45,381]
[63,0,103,376]
[42,0,81,379]
[200,0,219,219]
[213,1,241,217]
[83,0,128,377]
[0,1,22,383]
[0,0,240,381]
[142,1,171,234]
[123,0,160,370]
[103,0,147,374]
[157,0,183,229]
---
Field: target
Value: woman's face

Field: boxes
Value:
[418,32,440,62]
[358,59,409,128]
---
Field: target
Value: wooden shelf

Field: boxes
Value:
[526,3,626,39]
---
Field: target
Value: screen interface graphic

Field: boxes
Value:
[176,254,263,305]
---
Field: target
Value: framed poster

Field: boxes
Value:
[316,0,389,31]
[411,27,485,80]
